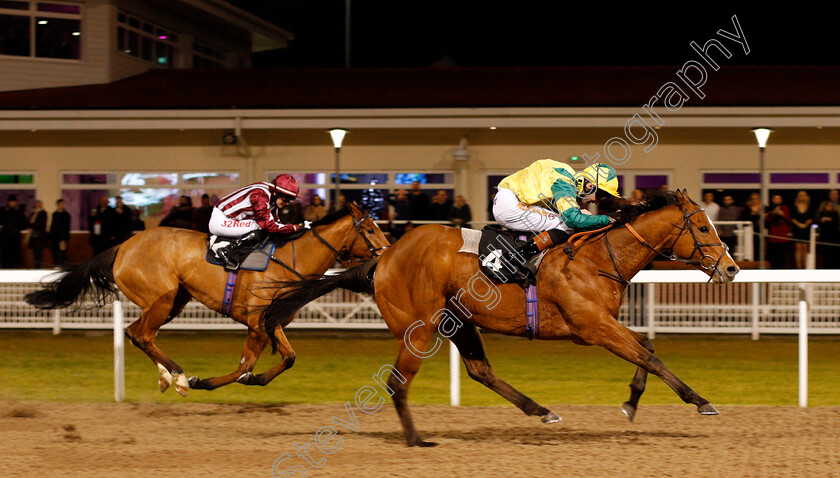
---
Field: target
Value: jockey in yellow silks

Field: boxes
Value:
[492,159,621,273]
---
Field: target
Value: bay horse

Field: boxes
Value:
[262,190,740,446]
[26,203,389,396]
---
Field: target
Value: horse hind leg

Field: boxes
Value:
[621,329,654,422]
[125,286,192,397]
[449,324,559,424]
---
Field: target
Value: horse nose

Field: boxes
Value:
[726,265,740,278]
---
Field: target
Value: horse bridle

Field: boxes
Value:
[267,213,386,277]
[311,213,387,267]
[600,203,728,284]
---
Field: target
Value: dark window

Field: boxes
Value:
[141,35,151,61]
[703,172,761,184]
[119,11,178,67]
[635,174,669,189]
[770,173,829,184]
[37,2,80,14]
[35,17,80,59]
[0,13,29,56]
[117,25,124,51]
[0,1,27,9]
[127,29,138,56]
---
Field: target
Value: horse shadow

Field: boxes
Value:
[264,427,707,447]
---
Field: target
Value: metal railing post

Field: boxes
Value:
[751,282,760,340]
[114,300,125,402]
[798,286,808,408]
[52,309,61,335]
[646,283,655,339]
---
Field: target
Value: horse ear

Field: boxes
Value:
[349,201,363,217]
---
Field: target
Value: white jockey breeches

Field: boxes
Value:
[208,207,260,237]
[492,188,573,234]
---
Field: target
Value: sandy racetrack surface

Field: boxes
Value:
[2,401,839,477]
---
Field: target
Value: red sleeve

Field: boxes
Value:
[249,190,300,234]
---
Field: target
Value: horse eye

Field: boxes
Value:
[367,228,374,234]
[699,226,709,233]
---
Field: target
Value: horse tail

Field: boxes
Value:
[264,257,378,353]
[24,247,120,310]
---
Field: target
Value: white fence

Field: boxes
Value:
[2,268,838,407]
[2,268,839,336]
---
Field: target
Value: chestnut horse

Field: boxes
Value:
[26,203,389,396]
[263,190,740,446]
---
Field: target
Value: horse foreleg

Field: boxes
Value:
[188,328,270,390]
[579,318,717,416]
[621,329,655,422]
[449,324,559,423]
[241,325,296,387]
[389,326,435,447]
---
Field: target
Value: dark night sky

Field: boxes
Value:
[227,2,834,69]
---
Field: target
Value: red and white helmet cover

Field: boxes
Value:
[272,174,300,198]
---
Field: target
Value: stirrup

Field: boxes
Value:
[216,248,240,271]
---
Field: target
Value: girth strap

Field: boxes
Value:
[525,285,540,340]
[518,234,540,339]
[221,271,238,316]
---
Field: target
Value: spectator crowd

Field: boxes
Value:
[2,186,838,269]
[386,181,472,238]
[0,193,219,269]
[691,189,839,269]
[1,195,73,269]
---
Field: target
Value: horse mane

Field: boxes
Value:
[610,190,680,226]
[311,208,352,226]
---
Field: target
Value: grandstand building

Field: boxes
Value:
[1,6,839,262]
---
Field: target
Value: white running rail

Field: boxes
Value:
[1,268,838,406]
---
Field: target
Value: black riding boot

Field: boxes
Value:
[508,229,571,275]
[216,229,268,271]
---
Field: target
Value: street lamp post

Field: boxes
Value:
[753,128,773,269]
[328,128,347,211]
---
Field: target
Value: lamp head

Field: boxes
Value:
[328,128,348,149]
[752,128,773,148]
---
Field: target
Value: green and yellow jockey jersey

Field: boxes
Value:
[497,159,610,230]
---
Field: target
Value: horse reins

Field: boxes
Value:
[270,213,386,273]
[599,205,729,285]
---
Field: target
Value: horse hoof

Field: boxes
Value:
[188,376,200,388]
[697,403,719,415]
[621,402,637,422]
[157,364,172,393]
[236,372,253,384]
[541,411,561,424]
[173,373,190,397]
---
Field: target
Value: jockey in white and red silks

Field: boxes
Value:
[209,174,310,270]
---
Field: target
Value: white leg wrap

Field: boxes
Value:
[173,373,190,397]
[157,363,173,393]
